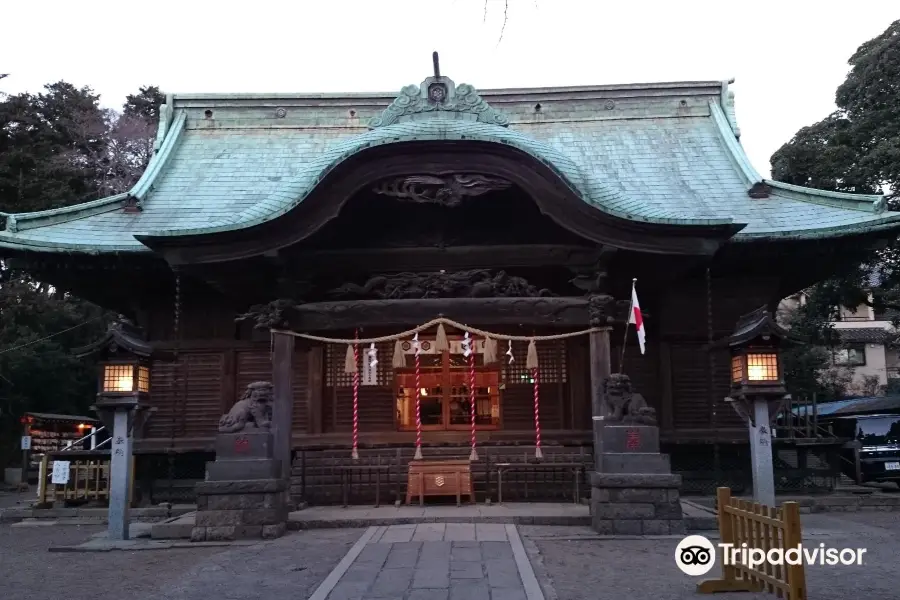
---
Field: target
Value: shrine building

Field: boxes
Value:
[3,62,899,503]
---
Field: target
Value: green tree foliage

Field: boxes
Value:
[771,20,900,396]
[779,291,853,400]
[0,275,109,465]
[771,19,900,202]
[123,85,164,123]
[0,82,109,212]
[0,81,162,466]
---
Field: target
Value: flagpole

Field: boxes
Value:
[619,278,636,374]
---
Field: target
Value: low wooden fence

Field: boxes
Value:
[697,487,806,600]
[36,452,134,506]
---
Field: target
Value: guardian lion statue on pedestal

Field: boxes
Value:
[218,381,274,433]
[603,373,657,425]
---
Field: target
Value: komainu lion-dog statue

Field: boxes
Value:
[218,381,274,433]
[603,373,657,425]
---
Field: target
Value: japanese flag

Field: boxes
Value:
[628,280,645,355]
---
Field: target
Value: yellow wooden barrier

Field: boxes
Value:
[698,487,806,600]
[37,454,134,507]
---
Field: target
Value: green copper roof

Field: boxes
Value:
[1,77,898,254]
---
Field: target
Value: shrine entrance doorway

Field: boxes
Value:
[394,337,501,432]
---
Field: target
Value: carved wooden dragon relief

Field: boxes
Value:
[371,174,512,207]
[327,270,553,300]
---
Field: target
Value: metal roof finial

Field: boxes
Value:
[432,51,441,79]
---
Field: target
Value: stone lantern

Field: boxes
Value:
[74,317,166,540]
[713,306,800,506]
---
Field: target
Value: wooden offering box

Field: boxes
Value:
[406,459,473,506]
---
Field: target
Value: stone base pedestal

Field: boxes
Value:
[590,472,685,535]
[192,479,288,541]
[191,431,288,541]
[590,423,685,535]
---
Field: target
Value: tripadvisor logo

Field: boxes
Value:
[675,535,867,576]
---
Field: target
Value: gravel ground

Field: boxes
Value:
[521,512,898,600]
[0,524,364,600]
[0,524,228,600]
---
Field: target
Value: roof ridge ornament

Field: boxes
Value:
[369,51,510,129]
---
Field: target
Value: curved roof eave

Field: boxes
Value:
[139,118,736,240]
[0,110,187,236]
[709,100,887,215]
[0,234,150,253]
[732,217,900,241]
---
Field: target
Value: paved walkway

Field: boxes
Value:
[309,524,542,600]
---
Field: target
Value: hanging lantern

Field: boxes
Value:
[719,307,795,397]
[72,318,165,435]
[72,319,163,408]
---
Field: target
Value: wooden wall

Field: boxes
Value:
[145,346,309,441]
[136,271,780,448]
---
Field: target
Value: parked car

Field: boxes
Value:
[831,414,900,487]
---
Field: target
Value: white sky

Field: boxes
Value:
[2,1,897,176]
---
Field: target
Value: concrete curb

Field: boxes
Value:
[286,515,718,531]
[0,505,195,524]
[288,516,594,529]
[688,493,900,514]
[48,539,260,552]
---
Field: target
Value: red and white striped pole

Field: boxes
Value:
[532,367,543,459]
[413,334,423,460]
[468,343,478,461]
[351,330,359,460]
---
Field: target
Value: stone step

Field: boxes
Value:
[150,512,195,539]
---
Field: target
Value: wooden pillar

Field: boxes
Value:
[272,332,294,481]
[657,341,675,431]
[590,327,612,468]
[589,327,613,419]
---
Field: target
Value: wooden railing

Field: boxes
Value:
[697,487,806,600]
[36,451,134,506]
[775,395,841,442]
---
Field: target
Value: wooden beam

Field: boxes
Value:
[282,244,609,272]
[288,297,590,330]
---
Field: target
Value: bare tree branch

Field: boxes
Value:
[50,105,156,198]
[484,0,510,44]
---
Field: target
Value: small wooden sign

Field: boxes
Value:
[51,460,71,485]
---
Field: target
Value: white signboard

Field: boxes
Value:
[361,343,379,386]
[51,460,71,485]
[362,359,378,386]
[20,435,31,450]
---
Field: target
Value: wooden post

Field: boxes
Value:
[782,501,807,600]
[657,342,675,431]
[20,423,31,489]
[589,327,612,464]
[589,327,612,419]
[716,487,738,583]
[272,332,294,481]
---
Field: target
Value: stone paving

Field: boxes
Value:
[520,512,899,600]
[310,523,542,600]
